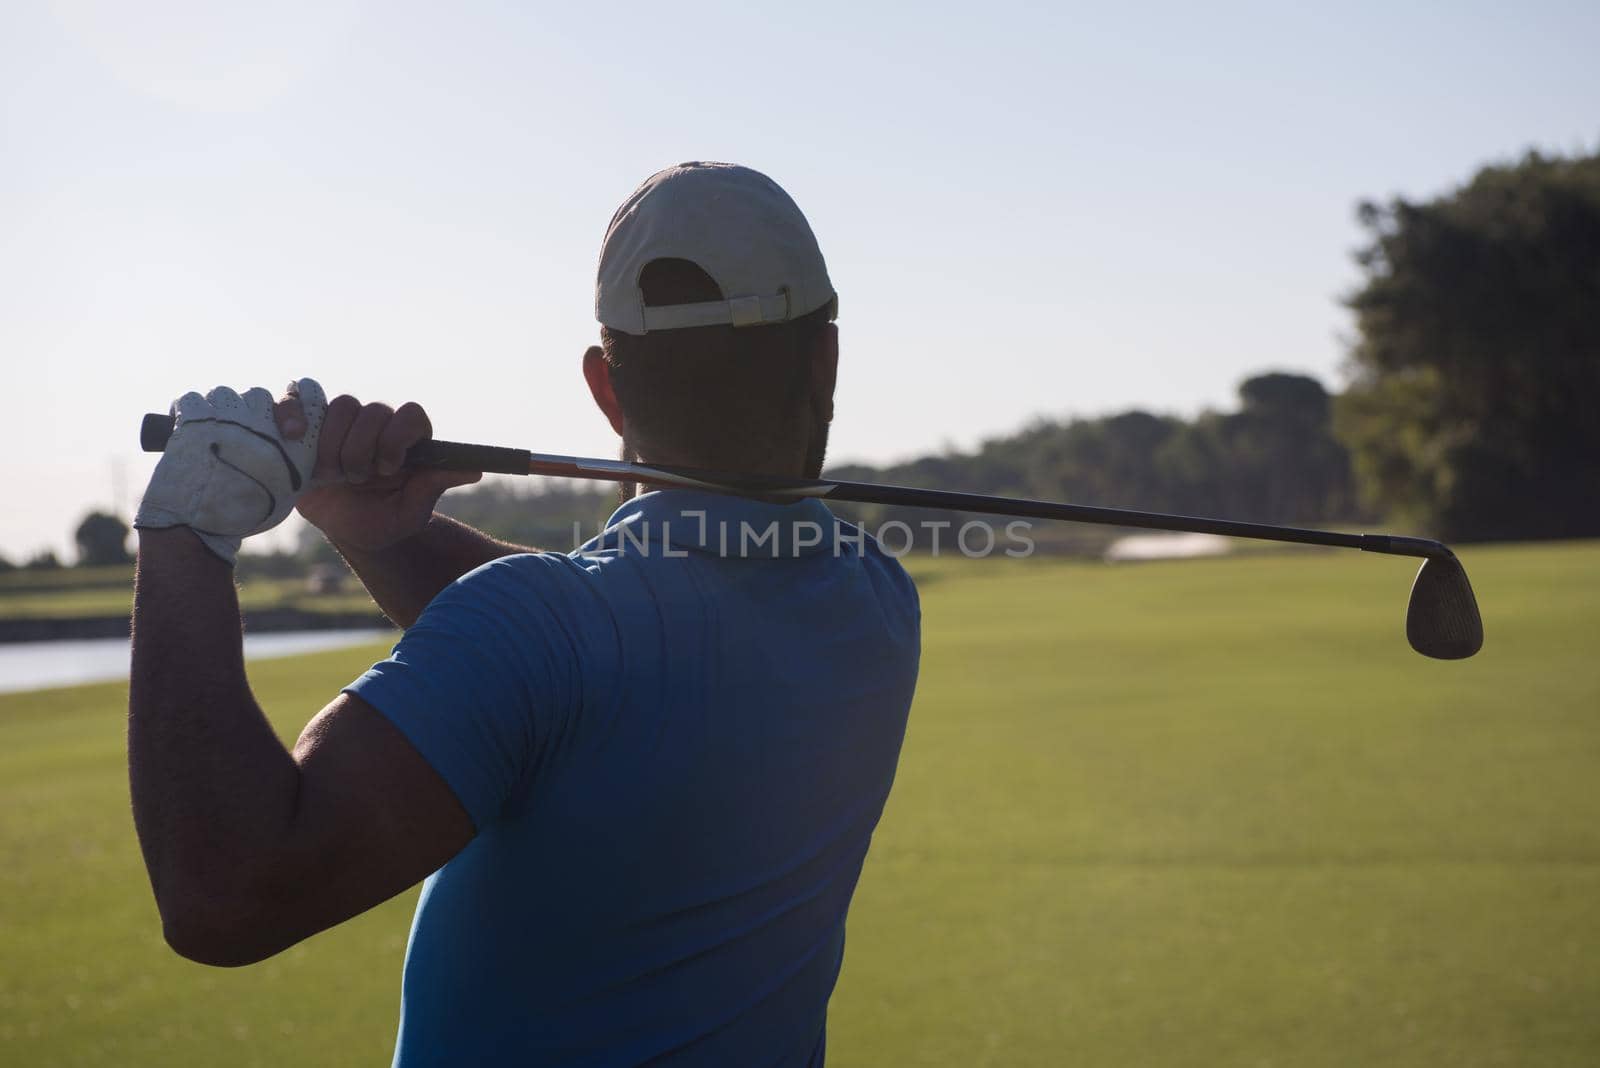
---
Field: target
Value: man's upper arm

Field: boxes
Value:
[343,554,593,828]
[266,693,475,944]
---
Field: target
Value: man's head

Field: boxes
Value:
[583,163,839,479]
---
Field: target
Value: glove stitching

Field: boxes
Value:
[182,416,305,492]
[209,444,279,530]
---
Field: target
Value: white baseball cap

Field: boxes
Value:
[596,161,836,335]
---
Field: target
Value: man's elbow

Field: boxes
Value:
[156,888,293,968]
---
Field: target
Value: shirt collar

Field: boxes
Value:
[581,489,838,559]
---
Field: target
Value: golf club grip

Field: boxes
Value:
[406,439,531,475]
[137,413,532,475]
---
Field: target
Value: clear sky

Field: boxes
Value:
[2,0,1596,560]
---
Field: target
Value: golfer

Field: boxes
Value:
[128,162,921,1066]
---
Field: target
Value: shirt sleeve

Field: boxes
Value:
[343,554,590,830]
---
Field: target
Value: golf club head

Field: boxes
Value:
[1406,554,1483,660]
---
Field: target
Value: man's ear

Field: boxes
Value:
[810,323,839,424]
[583,345,627,437]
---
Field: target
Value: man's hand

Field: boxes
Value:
[284,390,482,553]
[134,380,328,565]
[276,387,517,628]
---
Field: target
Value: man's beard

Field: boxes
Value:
[618,439,639,504]
[801,409,831,480]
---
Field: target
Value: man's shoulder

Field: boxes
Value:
[422,551,620,635]
[447,550,596,596]
[841,520,921,612]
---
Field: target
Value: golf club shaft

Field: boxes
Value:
[139,415,1454,561]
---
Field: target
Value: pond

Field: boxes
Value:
[0,629,395,695]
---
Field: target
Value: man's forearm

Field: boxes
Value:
[332,514,533,629]
[129,529,300,948]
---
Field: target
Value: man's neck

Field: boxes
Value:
[628,446,810,483]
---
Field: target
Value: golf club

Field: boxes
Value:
[140,413,1484,660]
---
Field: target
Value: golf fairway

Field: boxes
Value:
[2,541,1597,1065]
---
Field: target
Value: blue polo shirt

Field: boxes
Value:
[346,490,921,1067]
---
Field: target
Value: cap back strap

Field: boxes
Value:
[640,291,791,332]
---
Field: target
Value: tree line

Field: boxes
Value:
[1339,147,1599,541]
[824,371,1360,553]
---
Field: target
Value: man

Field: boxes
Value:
[129,162,921,1065]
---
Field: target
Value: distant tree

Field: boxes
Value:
[1217,372,1357,523]
[1339,149,1600,541]
[435,479,614,552]
[1238,372,1331,422]
[0,551,14,573]
[74,511,133,566]
[24,549,62,571]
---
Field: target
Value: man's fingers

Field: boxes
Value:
[440,469,483,490]
[317,395,362,482]
[305,392,439,485]
[376,402,432,477]
[340,402,395,484]
[274,385,308,441]
[400,469,483,513]
[420,469,483,494]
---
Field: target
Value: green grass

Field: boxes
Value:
[0,575,378,620]
[0,564,134,593]
[2,542,1597,1065]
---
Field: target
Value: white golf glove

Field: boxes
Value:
[134,379,328,565]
